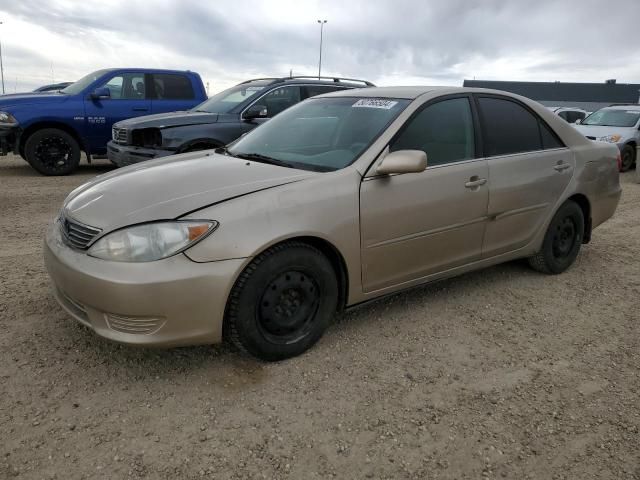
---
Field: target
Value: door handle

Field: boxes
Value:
[554,163,571,172]
[132,107,149,112]
[465,177,487,189]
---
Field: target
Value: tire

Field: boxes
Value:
[528,200,584,274]
[224,241,339,361]
[24,128,81,175]
[620,144,635,172]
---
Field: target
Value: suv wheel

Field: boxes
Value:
[24,128,81,176]
[620,145,635,172]
[224,241,339,361]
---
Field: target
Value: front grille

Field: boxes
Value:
[112,127,128,144]
[105,313,165,335]
[60,214,102,250]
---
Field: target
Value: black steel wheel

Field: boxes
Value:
[224,241,339,361]
[529,200,584,274]
[25,128,81,176]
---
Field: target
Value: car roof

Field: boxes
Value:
[603,104,640,111]
[321,86,452,99]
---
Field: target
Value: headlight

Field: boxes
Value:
[88,221,217,262]
[598,134,622,143]
[0,111,17,123]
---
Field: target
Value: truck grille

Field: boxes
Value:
[59,214,102,250]
[112,127,128,144]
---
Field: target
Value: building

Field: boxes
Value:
[462,79,640,112]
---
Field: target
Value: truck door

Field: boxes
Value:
[149,73,199,114]
[83,72,151,154]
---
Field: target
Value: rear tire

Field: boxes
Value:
[24,128,81,176]
[620,145,635,172]
[528,200,584,274]
[224,241,338,361]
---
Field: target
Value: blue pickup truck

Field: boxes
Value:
[0,68,207,175]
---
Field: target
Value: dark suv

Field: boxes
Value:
[107,76,374,166]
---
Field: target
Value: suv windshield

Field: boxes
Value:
[60,69,112,95]
[193,81,271,114]
[582,108,640,127]
[227,97,410,172]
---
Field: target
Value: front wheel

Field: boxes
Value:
[24,128,81,176]
[224,242,339,361]
[528,200,584,274]
[620,144,635,172]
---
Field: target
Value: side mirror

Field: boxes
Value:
[244,104,268,120]
[377,150,427,175]
[90,87,111,100]
[574,118,582,124]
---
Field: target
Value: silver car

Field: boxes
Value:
[575,104,640,171]
[44,87,621,360]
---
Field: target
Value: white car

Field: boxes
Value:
[547,106,588,124]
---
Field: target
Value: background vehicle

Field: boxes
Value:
[107,76,374,166]
[0,68,207,175]
[574,104,640,171]
[33,82,74,93]
[45,87,621,361]
[547,106,588,124]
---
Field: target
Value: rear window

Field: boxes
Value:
[151,74,195,100]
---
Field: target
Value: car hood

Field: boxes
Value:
[115,111,219,129]
[574,124,634,139]
[0,92,68,109]
[63,152,316,233]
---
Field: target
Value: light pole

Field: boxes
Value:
[317,19,327,79]
[0,22,5,94]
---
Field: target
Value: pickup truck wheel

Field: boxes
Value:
[25,129,81,176]
[620,145,635,172]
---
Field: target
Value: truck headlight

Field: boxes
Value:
[0,111,17,123]
[598,134,622,143]
[88,221,217,262]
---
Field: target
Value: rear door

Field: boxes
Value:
[149,73,198,114]
[360,96,489,292]
[475,95,574,258]
[83,71,151,152]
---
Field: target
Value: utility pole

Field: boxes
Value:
[0,22,5,94]
[317,20,327,79]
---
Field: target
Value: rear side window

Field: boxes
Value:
[152,74,195,100]
[390,97,475,166]
[540,122,564,149]
[478,97,542,156]
[302,85,346,99]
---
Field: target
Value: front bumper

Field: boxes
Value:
[0,124,21,155]
[107,140,175,167]
[44,221,246,347]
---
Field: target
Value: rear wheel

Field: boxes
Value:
[528,200,584,274]
[24,128,81,176]
[224,242,338,361]
[620,144,635,172]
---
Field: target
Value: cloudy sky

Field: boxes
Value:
[0,0,638,94]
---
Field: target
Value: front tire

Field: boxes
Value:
[620,144,635,172]
[24,128,81,176]
[528,200,584,274]
[224,242,339,361]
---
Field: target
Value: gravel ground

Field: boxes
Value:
[1,154,639,480]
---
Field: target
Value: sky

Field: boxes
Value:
[0,0,639,94]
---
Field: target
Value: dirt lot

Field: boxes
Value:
[1,154,639,480]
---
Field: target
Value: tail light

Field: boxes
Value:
[616,151,622,171]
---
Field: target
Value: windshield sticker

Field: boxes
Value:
[352,99,398,109]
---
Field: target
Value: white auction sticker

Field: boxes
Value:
[352,99,398,109]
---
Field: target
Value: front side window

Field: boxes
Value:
[228,97,410,171]
[152,74,194,100]
[582,108,640,127]
[478,97,543,156]
[257,86,302,117]
[390,97,475,166]
[303,85,346,99]
[99,73,146,100]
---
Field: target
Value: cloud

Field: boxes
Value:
[0,0,638,93]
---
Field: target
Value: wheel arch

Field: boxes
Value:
[20,121,86,156]
[177,138,224,153]
[567,193,592,244]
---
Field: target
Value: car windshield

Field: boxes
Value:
[60,69,112,95]
[193,81,271,114]
[582,108,640,127]
[227,96,410,172]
